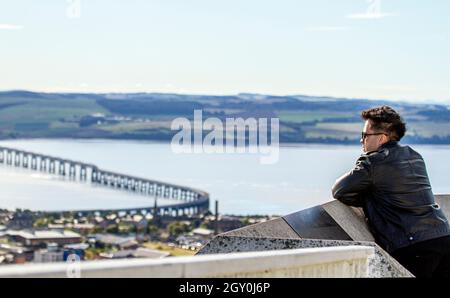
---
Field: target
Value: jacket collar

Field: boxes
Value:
[379,140,399,150]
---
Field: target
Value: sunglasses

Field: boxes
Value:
[361,132,387,140]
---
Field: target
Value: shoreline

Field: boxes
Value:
[2,137,450,148]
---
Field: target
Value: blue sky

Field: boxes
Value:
[1,0,449,102]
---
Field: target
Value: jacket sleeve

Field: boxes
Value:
[332,155,372,207]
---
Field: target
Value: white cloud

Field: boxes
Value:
[347,12,397,20]
[0,24,23,30]
[305,26,350,32]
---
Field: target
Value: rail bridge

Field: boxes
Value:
[0,146,210,217]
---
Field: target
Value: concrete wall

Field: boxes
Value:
[0,246,374,278]
[197,236,413,277]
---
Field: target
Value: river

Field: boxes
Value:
[1,139,449,215]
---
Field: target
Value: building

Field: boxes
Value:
[96,218,117,230]
[65,223,95,234]
[34,243,64,263]
[192,228,214,240]
[99,248,169,260]
[0,243,34,264]
[121,215,149,231]
[7,229,82,247]
[93,234,139,250]
[175,234,207,250]
[0,251,8,265]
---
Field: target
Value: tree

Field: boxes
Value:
[106,224,118,234]
[168,222,190,237]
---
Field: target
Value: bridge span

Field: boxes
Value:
[0,146,210,217]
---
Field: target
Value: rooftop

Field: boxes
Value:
[192,228,214,236]
[7,230,81,240]
[99,248,169,259]
[94,234,136,246]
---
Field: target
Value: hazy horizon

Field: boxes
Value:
[0,88,447,105]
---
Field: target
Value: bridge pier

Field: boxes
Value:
[69,164,76,179]
[91,168,98,183]
[100,172,107,185]
[40,158,47,171]
[22,154,29,168]
[141,182,148,193]
[6,151,12,165]
[148,184,154,195]
[58,161,66,176]
[14,153,20,167]
[134,180,140,192]
[49,160,56,174]
[80,167,87,181]
[31,155,37,170]
[164,187,170,198]
[173,189,180,200]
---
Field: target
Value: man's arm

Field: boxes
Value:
[332,155,372,207]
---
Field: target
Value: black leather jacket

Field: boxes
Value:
[332,141,450,253]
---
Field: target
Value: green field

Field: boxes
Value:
[99,120,173,132]
[277,111,354,123]
[0,98,106,126]
[406,122,450,138]
[1,91,450,144]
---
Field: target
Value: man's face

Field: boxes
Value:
[361,120,388,153]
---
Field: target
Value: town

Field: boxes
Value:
[0,208,277,265]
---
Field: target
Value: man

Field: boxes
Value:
[332,106,450,278]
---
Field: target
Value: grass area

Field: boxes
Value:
[315,122,363,133]
[84,247,114,260]
[277,110,354,123]
[304,129,357,140]
[49,121,80,129]
[99,120,173,132]
[303,122,361,140]
[304,121,450,140]
[0,98,107,125]
[311,121,450,139]
[143,241,197,257]
[406,122,450,138]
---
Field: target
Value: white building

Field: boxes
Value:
[34,243,64,263]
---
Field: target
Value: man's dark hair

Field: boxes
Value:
[361,106,406,141]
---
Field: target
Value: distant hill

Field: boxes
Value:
[0,90,449,144]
